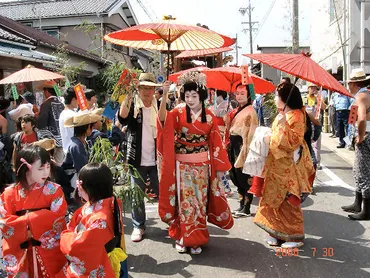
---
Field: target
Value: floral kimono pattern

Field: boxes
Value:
[58,197,127,278]
[254,109,315,241]
[0,182,67,277]
[157,104,233,247]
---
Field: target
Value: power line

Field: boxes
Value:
[254,0,277,39]
[136,0,157,22]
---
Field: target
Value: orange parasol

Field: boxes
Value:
[104,17,235,77]
[175,47,233,59]
[243,53,352,97]
[0,65,64,84]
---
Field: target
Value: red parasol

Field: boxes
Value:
[204,66,276,94]
[243,53,352,97]
[169,66,275,94]
[175,47,233,59]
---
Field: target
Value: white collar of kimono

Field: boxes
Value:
[191,109,202,121]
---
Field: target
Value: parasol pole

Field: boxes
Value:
[166,46,171,79]
[166,28,171,78]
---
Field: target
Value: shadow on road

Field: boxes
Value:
[314,185,354,197]
[123,208,370,277]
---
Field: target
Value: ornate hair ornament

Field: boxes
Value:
[178,71,207,90]
[16,158,32,176]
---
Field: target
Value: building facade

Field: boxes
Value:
[310,0,370,82]
[0,0,153,71]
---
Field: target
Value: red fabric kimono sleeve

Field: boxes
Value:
[0,188,28,250]
[27,187,68,239]
[157,109,177,225]
[206,112,234,230]
[58,205,117,278]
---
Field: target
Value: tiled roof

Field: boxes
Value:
[0,42,57,62]
[0,0,120,20]
[0,26,33,44]
[0,15,103,62]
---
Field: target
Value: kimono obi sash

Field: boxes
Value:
[175,151,209,164]
[175,133,209,154]
[16,206,50,216]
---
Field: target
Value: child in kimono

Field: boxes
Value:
[58,163,128,278]
[0,145,67,277]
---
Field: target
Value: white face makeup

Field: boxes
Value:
[26,159,50,185]
[275,93,284,109]
[235,86,249,104]
[184,90,201,110]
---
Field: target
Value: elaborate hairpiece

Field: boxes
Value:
[178,71,207,89]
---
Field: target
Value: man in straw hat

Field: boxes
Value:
[37,80,65,165]
[341,68,370,220]
[61,111,102,204]
[118,72,164,242]
[305,82,325,170]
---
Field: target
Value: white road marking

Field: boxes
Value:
[317,257,345,263]
[319,164,355,191]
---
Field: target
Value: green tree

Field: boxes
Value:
[53,41,86,85]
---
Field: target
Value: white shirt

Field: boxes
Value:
[59,109,77,153]
[140,106,156,166]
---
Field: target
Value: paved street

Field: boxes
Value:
[124,143,370,278]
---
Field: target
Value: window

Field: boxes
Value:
[43,29,59,39]
[22,22,32,27]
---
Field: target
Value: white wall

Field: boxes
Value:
[309,0,345,71]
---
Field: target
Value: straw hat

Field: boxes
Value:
[91,108,104,116]
[348,68,370,83]
[138,73,162,87]
[37,80,57,90]
[64,112,102,128]
[307,82,319,89]
[33,138,56,151]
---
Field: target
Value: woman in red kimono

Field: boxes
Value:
[158,72,233,255]
[0,145,67,277]
[58,163,127,278]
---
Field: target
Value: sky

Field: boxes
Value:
[0,0,313,65]
[129,0,312,64]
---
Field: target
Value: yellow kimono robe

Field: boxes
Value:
[254,109,315,241]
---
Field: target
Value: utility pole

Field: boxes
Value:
[292,0,299,54]
[240,0,258,68]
